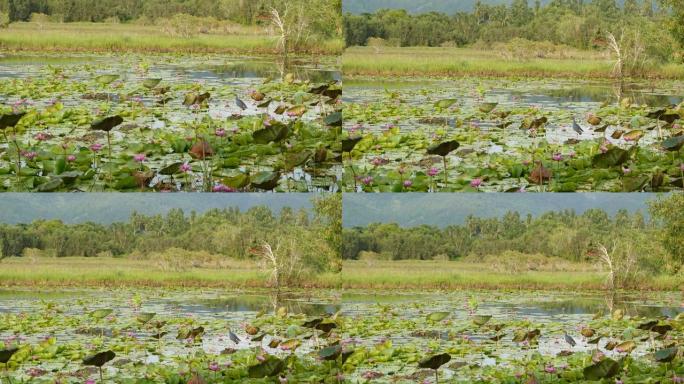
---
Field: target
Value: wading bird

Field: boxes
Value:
[235,96,248,110]
[564,332,577,347]
[572,117,584,135]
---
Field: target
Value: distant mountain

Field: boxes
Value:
[343,0,626,14]
[0,194,314,224]
[343,193,656,227]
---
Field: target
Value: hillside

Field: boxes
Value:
[343,193,655,227]
[0,194,313,224]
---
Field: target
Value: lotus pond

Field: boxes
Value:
[0,54,341,192]
[342,77,684,192]
[1,289,682,383]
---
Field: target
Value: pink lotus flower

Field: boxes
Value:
[622,167,631,174]
[90,143,103,152]
[133,154,146,162]
[67,155,76,162]
[180,162,191,173]
[361,176,373,185]
[552,153,563,161]
[544,365,556,374]
[212,184,235,193]
[215,128,226,137]
[34,132,50,141]
[22,151,37,160]
[427,167,439,177]
[470,178,482,188]
[403,180,412,188]
[208,362,219,372]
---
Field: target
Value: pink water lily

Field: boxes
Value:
[90,143,103,152]
[180,162,191,173]
[133,154,146,162]
[470,178,482,188]
[427,167,439,177]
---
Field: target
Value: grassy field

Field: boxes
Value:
[343,46,684,79]
[0,22,344,55]
[1,257,682,291]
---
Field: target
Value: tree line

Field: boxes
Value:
[0,0,341,37]
[344,0,683,62]
[0,194,342,274]
[343,194,684,274]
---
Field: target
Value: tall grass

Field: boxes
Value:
[3,257,680,291]
[0,22,343,55]
[343,46,684,79]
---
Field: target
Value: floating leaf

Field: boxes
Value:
[248,356,285,378]
[427,311,450,322]
[583,358,619,380]
[472,315,492,326]
[95,74,119,85]
[319,344,342,361]
[434,99,457,109]
[479,102,498,113]
[251,171,280,190]
[142,78,162,89]
[655,347,677,363]
[90,309,113,319]
[592,148,629,168]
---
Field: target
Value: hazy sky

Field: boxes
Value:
[343,193,660,227]
[0,193,316,224]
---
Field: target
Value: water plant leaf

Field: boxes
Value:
[324,112,342,127]
[90,309,113,319]
[654,347,677,363]
[342,136,363,152]
[0,112,26,130]
[247,355,285,378]
[319,344,342,361]
[662,135,684,151]
[36,178,63,192]
[0,347,19,364]
[189,141,213,159]
[426,311,450,322]
[418,353,451,370]
[583,358,619,380]
[95,74,119,85]
[142,78,162,89]
[473,315,492,326]
[136,312,155,324]
[479,102,498,113]
[253,123,289,144]
[615,340,636,353]
[91,116,123,132]
[251,171,280,190]
[426,140,460,157]
[434,99,457,109]
[83,350,116,367]
[592,148,629,168]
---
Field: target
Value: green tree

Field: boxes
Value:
[649,193,684,271]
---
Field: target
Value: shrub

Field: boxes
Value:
[0,12,9,28]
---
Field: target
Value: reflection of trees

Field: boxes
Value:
[539,85,681,107]
[208,61,337,83]
[197,294,338,316]
[521,295,680,318]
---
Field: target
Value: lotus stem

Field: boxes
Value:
[442,156,448,189]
